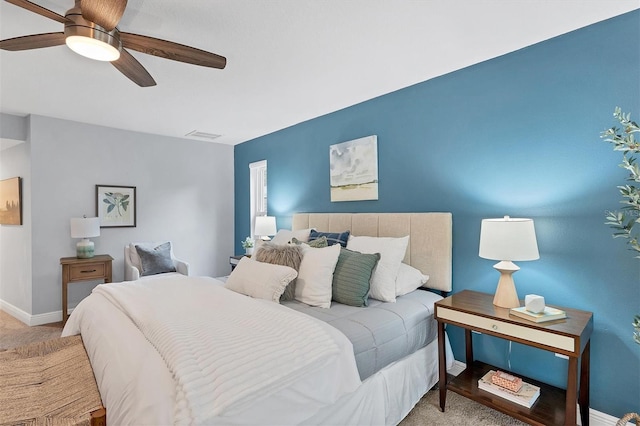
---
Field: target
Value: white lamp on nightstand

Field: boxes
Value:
[254,216,277,241]
[70,216,100,258]
[479,216,539,308]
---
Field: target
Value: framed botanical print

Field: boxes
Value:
[96,185,136,228]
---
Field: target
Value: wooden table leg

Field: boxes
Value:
[465,329,473,365]
[566,356,578,425]
[437,320,447,412]
[579,340,591,426]
[62,265,69,325]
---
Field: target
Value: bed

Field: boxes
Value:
[62,212,454,425]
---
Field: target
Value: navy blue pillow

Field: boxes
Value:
[309,230,350,247]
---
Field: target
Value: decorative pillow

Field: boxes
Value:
[135,242,177,276]
[396,263,430,297]
[332,248,380,307]
[253,242,303,301]
[346,235,409,302]
[225,257,298,302]
[271,228,313,245]
[295,244,341,308]
[309,230,350,247]
[291,236,328,248]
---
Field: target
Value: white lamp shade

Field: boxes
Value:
[479,216,539,261]
[254,216,277,237]
[70,217,101,239]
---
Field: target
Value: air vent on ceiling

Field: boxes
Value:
[185,130,222,141]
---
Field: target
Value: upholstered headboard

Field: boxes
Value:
[292,212,452,292]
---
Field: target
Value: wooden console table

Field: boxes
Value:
[60,254,113,325]
[435,290,593,426]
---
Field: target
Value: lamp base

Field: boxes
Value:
[76,238,95,259]
[492,261,521,308]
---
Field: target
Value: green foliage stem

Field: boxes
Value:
[601,107,640,258]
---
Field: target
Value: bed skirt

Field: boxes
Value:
[300,335,454,425]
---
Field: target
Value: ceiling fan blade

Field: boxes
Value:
[4,0,67,23]
[111,48,156,87]
[121,32,226,69]
[80,0,127,31]
[0,32,66,51]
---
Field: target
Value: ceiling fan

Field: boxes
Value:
[0,0,226,87]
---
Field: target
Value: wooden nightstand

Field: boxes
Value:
[435,290,593,426]
[60,254,113,325]
[229,255,250,271]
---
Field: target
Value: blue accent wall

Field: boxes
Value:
[235,11,640,417]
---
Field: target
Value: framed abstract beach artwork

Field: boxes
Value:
[0,177,22,225]
[330,135,378,202]
[96,185,136,228]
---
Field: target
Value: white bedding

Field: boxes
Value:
[63,275,361,425]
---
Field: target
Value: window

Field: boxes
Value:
[249,160,267,239]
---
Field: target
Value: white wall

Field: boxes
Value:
[0,114,32,315]
[2,114,234,319]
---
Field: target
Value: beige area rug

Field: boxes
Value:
[401,389,528,426]
[0,310,63,351]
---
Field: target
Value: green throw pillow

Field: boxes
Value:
[332,248,380,307]
[291,236,328,248]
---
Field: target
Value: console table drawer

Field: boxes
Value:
[69,263,106,280]
[437,306,575,353]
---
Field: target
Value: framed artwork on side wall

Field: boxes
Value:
[96,185,136,228]
[0,177,22,225]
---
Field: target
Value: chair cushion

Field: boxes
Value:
[135,242,176,276]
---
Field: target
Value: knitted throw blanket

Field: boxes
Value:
[92,276,343,424]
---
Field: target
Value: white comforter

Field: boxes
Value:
[63,275,361,425]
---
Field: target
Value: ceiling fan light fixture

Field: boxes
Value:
[66,35,120,61]
[64,11,122,62]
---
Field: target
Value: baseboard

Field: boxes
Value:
[449,360,629,426]
[0,298,72,326]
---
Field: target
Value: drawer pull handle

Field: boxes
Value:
[81,269,97,273]
[492,324,498,330]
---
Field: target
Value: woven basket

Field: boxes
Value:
[617,412,640,426]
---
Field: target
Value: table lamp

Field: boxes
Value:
[70,216,100,258]
[479,216,539,308]
[254,216,277,240]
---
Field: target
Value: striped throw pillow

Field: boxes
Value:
[332,248,380,307]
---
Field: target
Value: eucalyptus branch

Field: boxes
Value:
[601,107,640,259]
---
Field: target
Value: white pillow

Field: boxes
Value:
[294,244,341,308]
[225,257,298,302]
[271,228,313,245]
[396,263,430,297]
[346,235,409,302]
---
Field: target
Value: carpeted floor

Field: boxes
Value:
[0,310,63,351]
[400,390,527,426]
[0,309,528,425]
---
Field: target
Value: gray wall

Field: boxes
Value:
[0,114,31,313]
[2,113,234,317]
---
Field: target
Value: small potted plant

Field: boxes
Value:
[241,237,254,255]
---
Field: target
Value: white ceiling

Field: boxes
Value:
[1,1,639,146]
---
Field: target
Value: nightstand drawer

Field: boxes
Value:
[437,306,575,353]
[69,263,106,280]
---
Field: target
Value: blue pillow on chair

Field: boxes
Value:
[309,230,350,248]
